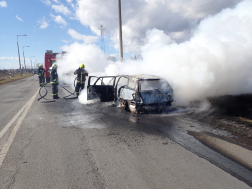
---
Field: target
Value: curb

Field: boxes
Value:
[192,132,252,171]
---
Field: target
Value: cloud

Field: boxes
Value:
[68,29,98,44]
[52,4,71,15]
[65,0,75,9]
[51,14,67,26]
[69,16,76,20]
[38,17,49,29]
[40,21,49,29]
[16,15,23,21]
[75,0,242,53]
[62,40,69,43]
[52,0,60,3]
[0,1,7,8]
[41,0,51,6]
[0,57,19,60]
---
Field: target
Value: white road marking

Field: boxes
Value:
[0,100,28,140]
[0,90,38,167]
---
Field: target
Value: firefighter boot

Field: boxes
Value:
[53,95,60,99]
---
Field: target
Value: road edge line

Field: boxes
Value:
[0,102,29,140]
[0,90,38,167]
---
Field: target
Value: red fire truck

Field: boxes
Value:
[44,50,65,83]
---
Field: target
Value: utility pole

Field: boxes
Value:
[17,35,27,76]
[23,46,29,75]
[118,0,123,62]
[100,25,105,53]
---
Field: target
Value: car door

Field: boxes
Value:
[117,77,135,101]
[115,76,129,99]
[87,76,116,102]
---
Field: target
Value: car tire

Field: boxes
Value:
[120,99,128,111]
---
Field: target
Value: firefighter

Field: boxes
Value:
[74,63,88,97]
[50,63,59,99]
[37,64,45,87]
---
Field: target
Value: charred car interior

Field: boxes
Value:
[87,74,173,113]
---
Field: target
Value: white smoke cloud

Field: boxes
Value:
[58,0,252,106]
[57,42,108,89]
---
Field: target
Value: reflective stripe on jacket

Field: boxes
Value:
[50,69,58,84]
[37,68,45,77]
[74,68,88,84]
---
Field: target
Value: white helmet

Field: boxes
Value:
[52,63,58,69]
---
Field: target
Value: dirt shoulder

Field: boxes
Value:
[0,74,34,86]
[188,95,252,149]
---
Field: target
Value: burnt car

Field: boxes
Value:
[87,74,173,113]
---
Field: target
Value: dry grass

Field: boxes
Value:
[237,116,252,124]
[0,74,34,86]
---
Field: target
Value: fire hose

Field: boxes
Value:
[37,77,78,101]
[60,77,78,100]
[60,85,76,100]
[37,83,55,102]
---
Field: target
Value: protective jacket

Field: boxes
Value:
[37,68,45,78]
[50,69,58,84]
[74,68,88,84]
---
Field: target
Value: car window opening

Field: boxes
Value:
[128,79,135,89]
[140,79,170,91]
[117,77,129,96]
[94,77,115,86]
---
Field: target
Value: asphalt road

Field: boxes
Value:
[0,76,251,189]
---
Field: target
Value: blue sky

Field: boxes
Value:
[0,0,243,70]
[0,0,116,69]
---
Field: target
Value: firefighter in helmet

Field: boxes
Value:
[50,63,59,99]
[74,63,88,97]
[37,64,45,87]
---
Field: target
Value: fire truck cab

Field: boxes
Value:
[44,50,65,83]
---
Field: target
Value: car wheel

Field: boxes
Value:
[120,99,128,111]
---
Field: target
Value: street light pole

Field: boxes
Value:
[17,35,27,76]
[35,60,38,69]
[23,46,29,75]
[30,56,35,70]
[118,0,123,62]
